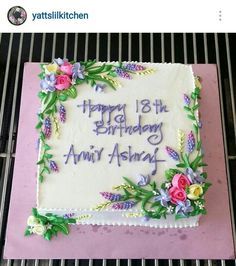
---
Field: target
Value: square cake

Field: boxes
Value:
[25,60,211,240]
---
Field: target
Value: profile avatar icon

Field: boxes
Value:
[7,6,27,26]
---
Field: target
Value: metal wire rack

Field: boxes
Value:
[0,33,236,265]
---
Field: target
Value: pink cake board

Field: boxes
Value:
[3,63,235,259]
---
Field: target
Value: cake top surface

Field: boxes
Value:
[24,60,211,241]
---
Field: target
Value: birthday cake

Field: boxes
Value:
[25,60,211,240]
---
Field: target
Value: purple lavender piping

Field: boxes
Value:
[100,192,122,201]
[49,160,58,172]
[44,117,51,138]
[187,131,195,153]
[124,63,145,71]
[112,201,136,210]
[59,104,66,123]
[115,68,132,79]
[165,146,180,161]
[184,94,191,106]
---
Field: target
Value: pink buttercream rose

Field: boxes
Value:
[169,186,187,204]
[55,75,71,90]
[172,173,190,189]
[60,62,73,76]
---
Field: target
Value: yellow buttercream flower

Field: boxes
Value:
[187,184,203,200]
[27,215,39,226]
[44,63,58,74]
[32,224,46,236]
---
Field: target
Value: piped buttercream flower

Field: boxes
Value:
[55,74,71,90]
[169,186,187,205]
[93,83,106,93]
[32,224,46,236]
[172,173,190,189]
[154,189,171,207]
[187,184,203,200]
[175,200,193,216]
[137,174,150,186]
[44,63,58,75]
[27,215,39,226]
[72,62,85,80]
[54,58,68,66]
[60,62,73,76]
[185,167,205,184]
[40,74,56,92]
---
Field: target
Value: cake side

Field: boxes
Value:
[25,61,211,240]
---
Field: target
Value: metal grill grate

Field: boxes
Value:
[0,33,236,265]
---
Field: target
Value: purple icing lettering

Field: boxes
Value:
[108,143,121,166]
[128,146,145,161]
[147,122,163,145]
[120,151,128,160]
[114,114,125,123]
[63,144,77,164]
[77,150,95,163]
[140,99,151,113]
[77,100,126,124]
[93,114,163,146]
[64,145,104,164]
[136,99,139,113]
[153,99,169,114]
[93,121,108,135]
[108,144,165,173]
[95,147,104,160]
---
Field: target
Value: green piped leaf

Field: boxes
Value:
[176,163,186,168]
[165,168,181,181]
[36,121,43,129]
[198,162,208,167]
[37,159,44,165]
[192,104,200,111]
[24,227,32,236]
[184,106,191,112]
[193,123,199,134]
[44,153,53,159]
[42,91,57,114]
[191,92,197,100]
[66,86,77,99]
[40,132,46,141]
[58,94,68,101]
[38,72,44,79]
[44,166,50,174]
[151,201,161,208]
[182,154,190,167]
[201,172,208,179]
[54,223,69,235]
[202,183,211,194]
[76,79,85,85]
[32,208,38,217]
[196,140,202,151]
[108,71,117,77]
[82,60,96,68]
[38,91,47,100]
[44,230,52,241]
[190,154,204,170]
[175,213,188,220]
[39,175,44,183]
[123,177,149,193]
[66,218,77,224]
[187,114,196,121]
[87,64,106,75]
[123,188,132,197]
[43,144,51,151]
[88,75,116,90]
